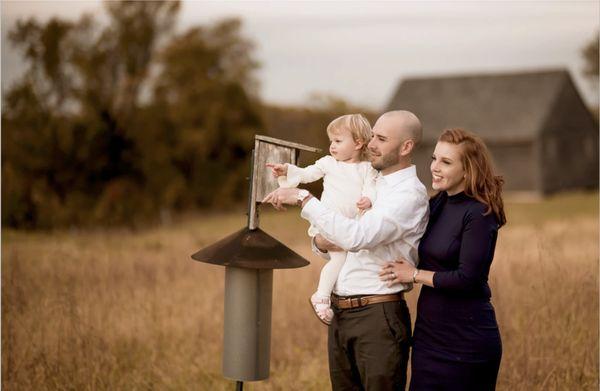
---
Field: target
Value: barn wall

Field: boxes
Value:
[413,142,435,192]
[489,142,537,192]
[540,78,599,194]
[413,141,537,192]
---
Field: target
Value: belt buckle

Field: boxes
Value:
[349,297,367,308]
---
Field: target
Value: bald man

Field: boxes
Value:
[263,110,429,390]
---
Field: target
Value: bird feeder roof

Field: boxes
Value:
[191,227,310,269]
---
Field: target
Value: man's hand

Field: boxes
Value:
[356,196,372,211]
[262,188,301,211]
[314,234,343,252]
[266,162,288,178]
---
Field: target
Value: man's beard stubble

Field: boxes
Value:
[371,150,399,171]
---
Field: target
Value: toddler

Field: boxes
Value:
[267,114,377,325]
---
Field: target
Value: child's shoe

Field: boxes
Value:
[309,293,334,325]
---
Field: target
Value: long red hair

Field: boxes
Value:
[439,128,506,227]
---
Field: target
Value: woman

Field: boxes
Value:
[380,128,506,390]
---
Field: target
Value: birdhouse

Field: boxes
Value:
[191,135,321,388]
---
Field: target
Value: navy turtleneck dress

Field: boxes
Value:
[410,191,502,391]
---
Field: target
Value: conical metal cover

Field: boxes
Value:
[191,227,310,269]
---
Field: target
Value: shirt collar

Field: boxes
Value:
[378,165,417,187]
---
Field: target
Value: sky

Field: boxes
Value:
[2,1,599,110]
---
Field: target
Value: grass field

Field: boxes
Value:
[2,191,598,390]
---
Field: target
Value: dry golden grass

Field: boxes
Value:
[2,192,598,390]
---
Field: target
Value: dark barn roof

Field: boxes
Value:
[386,69,578,143]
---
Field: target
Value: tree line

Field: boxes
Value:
[2,1,369,228]
[5,1,594,229]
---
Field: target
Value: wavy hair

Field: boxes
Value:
[327,114,373,161]
[439,128,506,227]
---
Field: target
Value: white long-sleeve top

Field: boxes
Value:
[278,155,377,237]
[301,165,429,295]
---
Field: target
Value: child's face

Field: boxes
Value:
[328,129,363,162]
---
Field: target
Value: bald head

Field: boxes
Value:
[368,110,422,174]
[376,110,422,146]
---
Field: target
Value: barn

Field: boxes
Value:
[385,69,598,194]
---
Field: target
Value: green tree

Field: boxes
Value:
[2,1,263,228]
[149,18,262,207]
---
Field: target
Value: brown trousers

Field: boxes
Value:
[328,300,411,391]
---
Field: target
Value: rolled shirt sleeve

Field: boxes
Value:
[310,235,331,260]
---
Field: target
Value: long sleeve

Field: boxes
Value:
[361,166,378,204]
[310,236,331,260]
[301,191,428,253]
[277,156,330,188]
[432,206,498,291]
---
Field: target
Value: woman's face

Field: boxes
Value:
[430,141,466,195]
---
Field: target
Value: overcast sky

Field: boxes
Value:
[2,1,598,110]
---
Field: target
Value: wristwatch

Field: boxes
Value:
[296,189,310,206]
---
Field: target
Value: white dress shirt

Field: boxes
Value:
[301,165,429,295]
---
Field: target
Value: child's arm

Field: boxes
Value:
[357,165,378,211]
[271,156,331,188]
[266,162,288,177]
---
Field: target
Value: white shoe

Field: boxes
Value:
[310,293,334,325]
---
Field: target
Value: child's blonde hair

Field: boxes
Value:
[326,114,373,161]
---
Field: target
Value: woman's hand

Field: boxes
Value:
[379,259,416,287]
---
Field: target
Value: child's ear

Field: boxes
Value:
[354,141,364,150]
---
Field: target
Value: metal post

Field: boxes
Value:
[222,267,273,381]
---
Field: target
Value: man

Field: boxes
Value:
[263,110,429,390]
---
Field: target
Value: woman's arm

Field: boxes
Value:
[431,207,498,291]
[380,206,498,291]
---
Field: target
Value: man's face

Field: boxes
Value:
[368,117,404,173]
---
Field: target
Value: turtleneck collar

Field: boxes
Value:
[446,191,470,203]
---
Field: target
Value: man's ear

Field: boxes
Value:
[400,139,414,157]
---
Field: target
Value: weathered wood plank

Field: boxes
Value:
[255,135,322,153]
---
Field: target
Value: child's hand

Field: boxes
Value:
[266,163,288,177]
[356,196,372,211]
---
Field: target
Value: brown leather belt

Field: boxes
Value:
[331,293,404,310]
